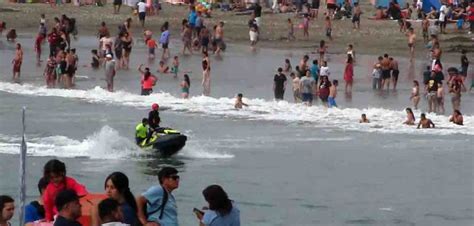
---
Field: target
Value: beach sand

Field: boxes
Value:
[0,1,472,62]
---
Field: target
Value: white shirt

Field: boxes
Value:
[320,66,330,76]
[416,0,422,9]
[137,2,146,13]
[439,5,447,21]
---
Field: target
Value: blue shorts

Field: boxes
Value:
[328,97,337,107]
[302,93,313,103]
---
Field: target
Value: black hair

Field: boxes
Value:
[158,167,178,184]
[184,74,190,87]
[384,53,388,58]
[43,159,66,180]
[202,185,232,216]
[332,80,338,85]
[421,113,426,118]
[142,118,148,124]
[55,189,78,211]
[38,177,49,195]
[313,60,318,64]
[277,67,283,73]
[0,195,14,211]
[454,110,462,115]
[361,114,366,117]
[104,172,137,213]
[98,198,120,221]
[237,93,243,97]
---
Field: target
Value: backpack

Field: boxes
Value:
[145,186,169,220]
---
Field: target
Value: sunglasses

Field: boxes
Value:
[169,175,180,180]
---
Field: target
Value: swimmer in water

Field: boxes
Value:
[449,110,463,125]
[417,113,435,129]
[404,108,416,125]
[359,114,370,123]
[234,93,249,109]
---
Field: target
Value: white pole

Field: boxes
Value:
[19,107,27,226]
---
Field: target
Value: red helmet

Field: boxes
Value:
[152,103,159,110]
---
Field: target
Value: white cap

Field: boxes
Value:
[106,54,113,58]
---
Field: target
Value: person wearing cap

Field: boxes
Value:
[148,103,161,130]
[105,54,116,92]
[53,190,82,226]
[137,167,180,226]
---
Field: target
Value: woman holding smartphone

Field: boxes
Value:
[194,185,240,226]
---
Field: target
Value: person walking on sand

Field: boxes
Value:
[410,80,421,109]
[406,27,416,62]
[344,55,354,94]
[302,14,310,38]
[352,2,361,29]
[12,43,23,82]
[137,0,147,28]
[202,52,211,96]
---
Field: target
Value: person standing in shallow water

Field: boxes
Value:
[273,68,287,101]
[202,52,211,96]
[12,43,23,82]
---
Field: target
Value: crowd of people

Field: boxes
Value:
[0,159,240,226]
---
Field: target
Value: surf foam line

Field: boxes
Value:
[0,126,234,159]
[1,82,473,136]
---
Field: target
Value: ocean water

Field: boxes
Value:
[0,35,473,226]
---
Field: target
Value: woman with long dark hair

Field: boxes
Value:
[195,185,240,226]
[92,172,138,226]
[181,74,191,99]
[404,108,416,125]
[42,159,87,222]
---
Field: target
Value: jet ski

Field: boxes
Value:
[138,128,187,157]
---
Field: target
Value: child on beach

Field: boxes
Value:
[42,159,88,222]
[328,80,338,107]
[171,56,180,78]
[159,22,170,60]
[90,49,100,69]
[287,18,295,41]
[234,93,249,109]
[372,58,382,90]
[158,61,169,73]
[302,14,310,38]
[325,16,332,41]
[146,37,158,59]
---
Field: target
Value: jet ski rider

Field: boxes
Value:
[149,103,161,131]
[135,118,150,145]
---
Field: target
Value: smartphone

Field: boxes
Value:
[193,208,204,215]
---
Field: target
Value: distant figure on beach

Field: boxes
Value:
[417,113,435,129]
[372,57,382,90]
[359,114,369,123]
[389,57,399,91]
[302,14,309,38]
[138,64,157,95]
[35,33,45,66]
[284,59,292,73]
[426,73,438,113]
[287,18,295,41]
[104,54,116,92]
[290,72,301,103]
[436,82,445,114]
[146,37,158,59]
[181,74,190,99]
[273,68,287,100]
[460,49,469,79]
[318,76,330,106]
[159,22,170,60]
[352,2,361,29]
[137,0,147,27]
[404,108,416,125]
[234,93,249,109]
[6,29,17,42]
[44,56,57,88]
[300,70,315,106]
[410,80,420,109]
[0,21,5,35]
[318,40,327,64]
[214,21,225,56]
[406,27,416,62]
[344,55,354,94]
[381,54,391,91]
[121,32,133,69]
[113,0,122,14]
[449,110,463,125]
[328,80,338,108]
[202,52,211,96]
[12,43,23,82]
[324,16,332,41]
